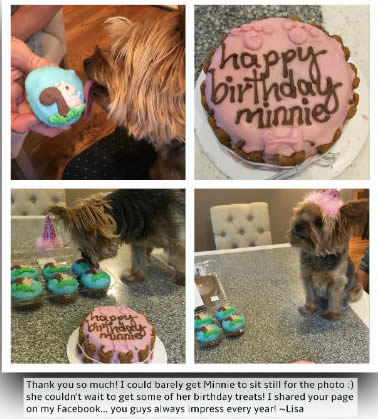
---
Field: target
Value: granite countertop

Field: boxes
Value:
[11,219,185,364]
[195,5,369,180]
[195,247,369,364]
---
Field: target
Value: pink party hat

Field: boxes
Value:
[305,189,343,218]
[36,215,64,249]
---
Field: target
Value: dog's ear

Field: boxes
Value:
[339,199,369,239]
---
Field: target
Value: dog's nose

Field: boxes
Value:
[294,223,304,233]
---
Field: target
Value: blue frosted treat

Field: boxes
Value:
[47,273,78,303]
[42,263,70,280]
[25,67,86,127]
[80,269,110,297]
[215,305,237,322]
[11,265,38,282]
[194,313,214,330]
[71,259,91,277]
[195,324,222,346]
[11,277,43,310]
[222,314,246,336]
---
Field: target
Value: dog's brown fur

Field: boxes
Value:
[289,195,368,320]
[83,8,185,179]
[49,190,185,285]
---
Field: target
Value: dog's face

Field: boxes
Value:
[49,197,121,265]
[289,196,369,256]
[83,9,185,144]
[289,201,331,255]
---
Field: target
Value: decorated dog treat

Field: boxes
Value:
[76,306,156,363]
[194,313,214,330]
[41,263,70,280]
[195,324,222,346]
[11,277,43,310]
[11,265,38,282]
[215,305,237,321]
[222,314,246,336]
[80,269,111,297]
[201,17,359,166]
[71,259,91,277]
[25,67,89,127]
[47,273,78,304]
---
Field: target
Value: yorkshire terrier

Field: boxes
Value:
[48,190,185,285]
[289,190,368,321]
[83,7,185,180]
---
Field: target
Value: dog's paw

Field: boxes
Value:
[298,304,316,316]
[322,311,340,321]
[121,270,145,283]
[171,271,185,286]
[349,284,363,302]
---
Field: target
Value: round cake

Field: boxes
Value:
[201,17,359,166]
[77,306,156,364]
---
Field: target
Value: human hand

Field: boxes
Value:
[11,37,71,136]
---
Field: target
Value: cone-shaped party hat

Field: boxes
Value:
[36,215,64,249]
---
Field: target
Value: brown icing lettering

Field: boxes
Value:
[312,104,331,123]
[240,52,261,69]
[220,42,240,69]
[87,313,147,341]
[209,44,343,128]
[209,69,228,104]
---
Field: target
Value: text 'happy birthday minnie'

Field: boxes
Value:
[209,43,343,128]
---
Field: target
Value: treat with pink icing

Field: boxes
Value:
[201,17,359,166]
[77,306,156,364]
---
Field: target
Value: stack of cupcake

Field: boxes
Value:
[42,263,78,304]
[71,259,111,297]
[11,265,43,310]
[195,305,246,347]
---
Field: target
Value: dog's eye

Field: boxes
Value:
[314,217,323,229]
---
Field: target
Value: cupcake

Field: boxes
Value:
[71,259,91,277]
[215,305,237,322]
[42,263,70,280]
[195,324,222,346]
[11,277,43,310]
[80,269,110,297]
[47,273,78,303]
[222,314,245,336]
[194,313,214,330]
[11,265,38,282]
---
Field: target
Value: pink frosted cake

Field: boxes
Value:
[201,17,359,166]
[77,306,156,364]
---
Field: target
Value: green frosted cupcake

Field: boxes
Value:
[11,277,43,310]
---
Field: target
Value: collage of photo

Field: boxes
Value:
[6,2,371,375]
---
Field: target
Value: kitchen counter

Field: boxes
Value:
[195,246,369,364]
[195,5,369,180]
[11,217,185,364]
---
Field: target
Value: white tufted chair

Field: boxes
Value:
[11,190,66,216]
[210,202,272,250]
